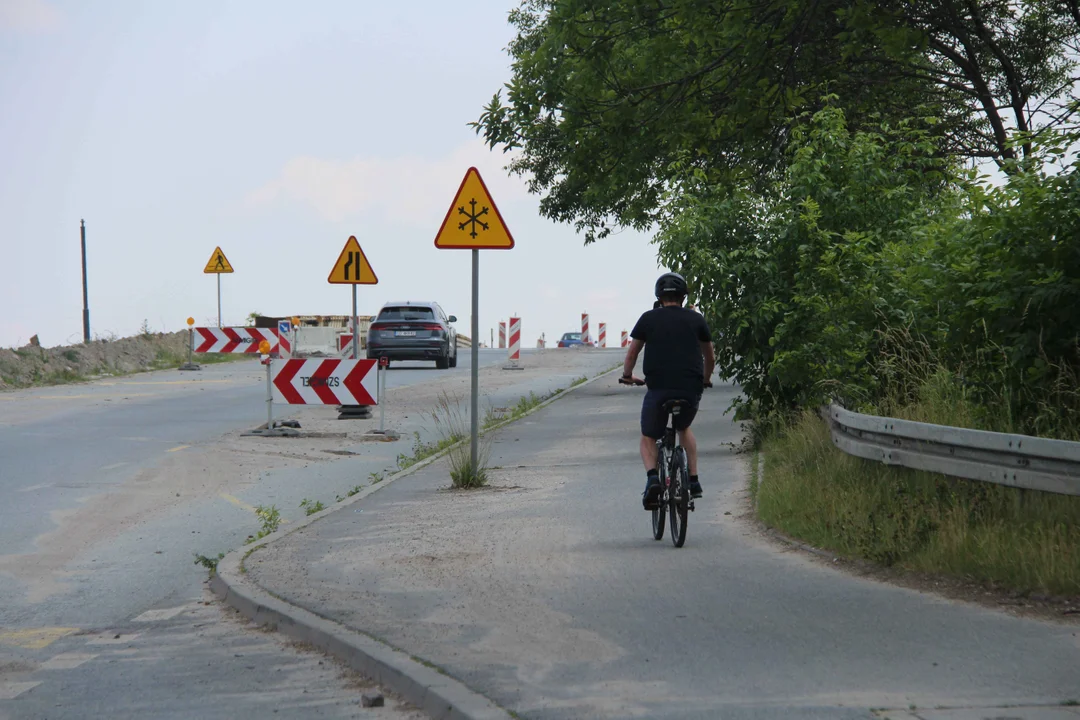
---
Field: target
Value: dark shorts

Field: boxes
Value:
[640,389,701,439]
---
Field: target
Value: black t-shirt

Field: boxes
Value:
[631,306,712,392]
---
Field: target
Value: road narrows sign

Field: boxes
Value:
[328,236,378,284]
[203,247,234,273]
[433,167,514,249]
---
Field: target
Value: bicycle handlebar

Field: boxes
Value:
[619,377,714,388]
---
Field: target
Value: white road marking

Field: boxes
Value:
[0,681,41,700]
[39,652,98,670]
[100,462,128,470]
[16,483,51,493]
[132,607,187,623]
[166,445,189,453]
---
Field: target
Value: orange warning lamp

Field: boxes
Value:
[291,317,300,328]
[259,340,271,354]
[186,317,195,326]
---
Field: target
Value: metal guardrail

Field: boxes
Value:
[828,404,1080,497]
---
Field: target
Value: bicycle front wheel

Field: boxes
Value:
[652,447,667,541]
[669,447,689,547]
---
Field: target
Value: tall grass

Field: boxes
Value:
[871,326,1080,441]
[428,391,493,489]
[756,410,1080,596]
[754,325,1080,596]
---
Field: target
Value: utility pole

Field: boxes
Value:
[80,220,90,343]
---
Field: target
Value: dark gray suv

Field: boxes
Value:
[366,301,458,369]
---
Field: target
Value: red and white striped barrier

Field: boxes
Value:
[581,313,589,345]
[508,317,521,364]
[621,330,629,348]
[498,321,506,349]
[195,327,279,354]
[598,323,606,348]
[271,359,377,405]
[276,321,292,359]
[338,334,357,359]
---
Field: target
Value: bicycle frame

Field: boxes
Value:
[658,406,687,503]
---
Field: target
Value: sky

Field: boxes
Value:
[0,0,671,350]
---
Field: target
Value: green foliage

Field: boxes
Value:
[335,484,365,502]
[658,101,1080,438]
[299,498,325,516]
[193,552,225,574]
[476,1,1079,242]
[245,505,282,544]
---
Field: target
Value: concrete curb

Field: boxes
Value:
[209,557,508,720]
[211,363,622,719]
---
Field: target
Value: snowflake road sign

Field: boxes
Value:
[434,168,514,249]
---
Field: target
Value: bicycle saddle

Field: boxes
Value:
[661,399,692,416]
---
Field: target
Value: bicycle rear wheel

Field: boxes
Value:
[651,447,667,540]
[669,447,689,547]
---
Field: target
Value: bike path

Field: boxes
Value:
[245,380,1080,720]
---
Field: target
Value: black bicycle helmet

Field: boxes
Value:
[654,272,688,298]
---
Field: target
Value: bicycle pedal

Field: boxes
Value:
[689,502,696,512]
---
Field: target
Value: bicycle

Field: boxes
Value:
[619,378,698,547]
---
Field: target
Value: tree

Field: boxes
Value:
[474,0,1079,241]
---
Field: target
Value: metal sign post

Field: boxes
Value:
[179,316,201,371]
[80,219,90,343]
[202,247,234,329]
[351,285,359,361]
[433,167,515,477]
[265,356,273,429]
[379,356,389,432]
[470,249,479,469]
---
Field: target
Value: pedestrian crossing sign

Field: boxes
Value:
[203,247,234,274]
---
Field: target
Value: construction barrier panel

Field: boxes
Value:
[195,327,279,354]
[271,359,378,405]
[508,317,521,363]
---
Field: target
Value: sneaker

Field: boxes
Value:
[689,480,703,498]
[642,476,661,510]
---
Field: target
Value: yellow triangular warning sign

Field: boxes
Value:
[203,247,234,273]
[328,236,378,284]
[434,167,515,250]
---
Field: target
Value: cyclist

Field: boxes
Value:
[621,272,714,509]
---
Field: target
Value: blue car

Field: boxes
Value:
[557,332,592,348]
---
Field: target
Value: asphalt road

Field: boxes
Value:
[0,347,609,719]
[248,379,1080,720]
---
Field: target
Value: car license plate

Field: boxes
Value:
[395,331,417,337]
